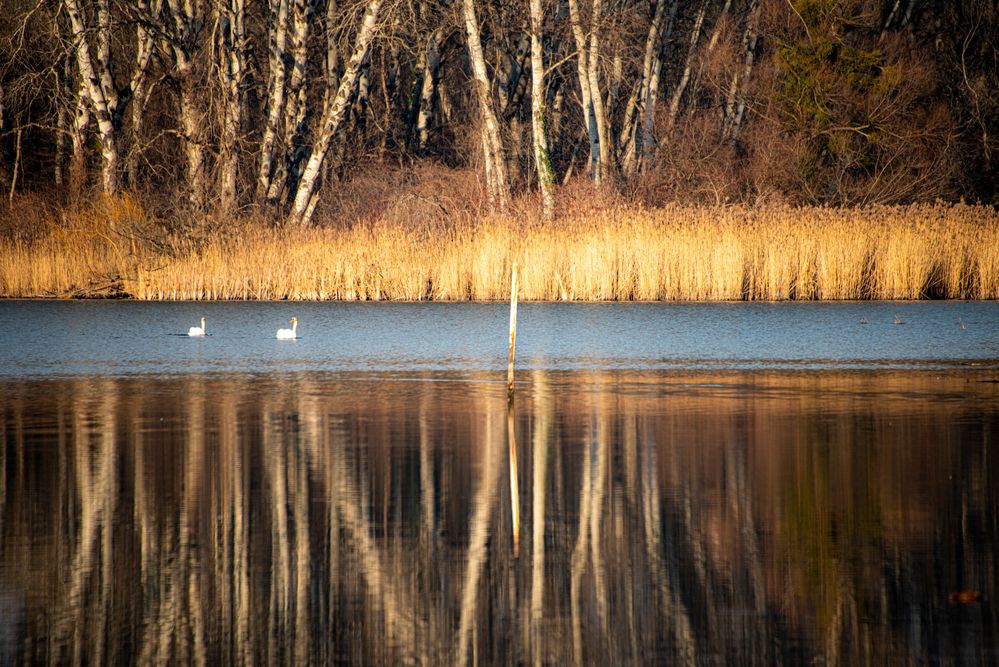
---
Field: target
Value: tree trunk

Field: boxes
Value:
[95,0,119,115]
[256,0,290,203]
[415,29,443,151]
[55,64,68,188]
[164,0,208,209]
[687,0,732,114]
[179,69,206,209]
[567,0,600,181]
[501,33,531,116]
[289,0,383,226]
[722,0,758,140]
[70,83,90,195]
[218,0,246,212]
[620,0,670,173]
[325,0,340,92]
[269,0,310,203]
[586,0,611,180]
[63,0,119,195]
[638,0,678,169]
[529,0,555,218]
[664,0,709,131]
[127,0,161,187]
[461,0,510,207]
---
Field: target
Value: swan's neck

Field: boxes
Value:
[292,321,298,334]
[201,318,206,333]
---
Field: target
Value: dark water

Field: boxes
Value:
[1,302,998,665]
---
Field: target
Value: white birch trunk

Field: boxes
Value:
[639,0,678,168]
[70,81,91,193]
[268,0,310,203]
[461,0,510,207]
[567,0,600,180]
[218,0,246,211]
[529,0,555,218]
[289,0,383,225]
[180,73,206,208]
[63,0,119,194]
[414,29,443,150]
[620,0,668,174]
[127,0,161,186]
[664,0,709,131]
[95,0,119,115]
[728,29,758,140]
[55,65,68,187]
[164,0,207,208]
[586,0,611,180]
[256,0,290,202]
[686,0,732,113]
[722,0,758,139]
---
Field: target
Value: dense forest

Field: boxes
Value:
[0,0,996,226]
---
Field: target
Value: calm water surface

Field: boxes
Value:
[1,301,998,664]
[1,300,997,375]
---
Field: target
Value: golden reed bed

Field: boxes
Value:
[1,199,997,300]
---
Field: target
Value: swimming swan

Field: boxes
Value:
[276,317,298,339]
[188,317,206,336]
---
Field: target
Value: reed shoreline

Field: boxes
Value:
[1,199,997,301]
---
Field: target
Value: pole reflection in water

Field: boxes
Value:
[1,370,998,665]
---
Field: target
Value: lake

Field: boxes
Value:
[1,300,997,664]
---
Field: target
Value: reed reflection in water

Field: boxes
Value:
[1,371,997,665]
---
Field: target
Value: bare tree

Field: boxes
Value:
[216,0,246,211]
[256,0,290,203]
[163,0,209,209]
[62,0,121,194]
[529,0,555,217]
[289,0,384,226]
[462,0,510,207]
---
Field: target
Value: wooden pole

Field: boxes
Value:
[507,262,519,398]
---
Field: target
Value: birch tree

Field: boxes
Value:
[124,0,163,187]
[620,0,676,174]
[461,0,509,207]
[721,0,758,140]
[163,0,209,209]
[412,28,443,151]
[267,0,311,204]
[256,0,290,203]
[216,0,246,211]
[664,0,710,132]
[69,65,91,193]
[529,0,555,217]
[567,0,601,181]
[62,0,120,194]
[288,0,384,226]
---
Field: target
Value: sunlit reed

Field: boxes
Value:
[1,199,996,300]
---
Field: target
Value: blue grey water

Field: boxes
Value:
[0,300,996,376]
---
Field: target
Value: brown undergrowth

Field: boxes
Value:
[1,188,996,300]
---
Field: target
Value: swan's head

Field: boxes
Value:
[291,317,298,323]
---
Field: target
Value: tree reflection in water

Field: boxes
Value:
[1,370,997,665]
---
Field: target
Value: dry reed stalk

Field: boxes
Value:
[1,200,997,301]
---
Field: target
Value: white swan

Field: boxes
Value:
[188,317,206,337]
[276,316,298,339]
